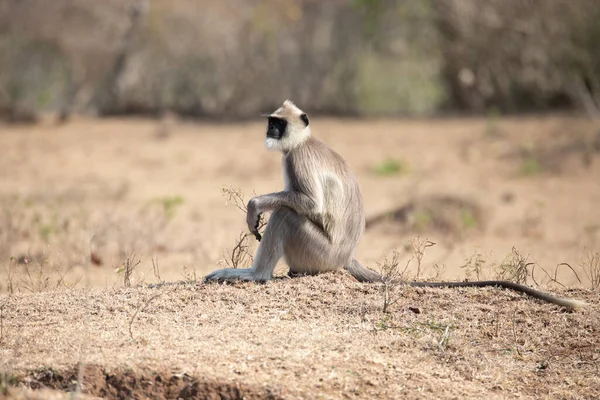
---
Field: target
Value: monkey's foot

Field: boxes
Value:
[204,268,270,283]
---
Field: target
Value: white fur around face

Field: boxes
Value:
[265,126,311,153]
[265,137,283,152]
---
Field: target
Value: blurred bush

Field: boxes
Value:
[435,0,600,114]
[0,0,598,122]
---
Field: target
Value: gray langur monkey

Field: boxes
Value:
[204,100,587,310]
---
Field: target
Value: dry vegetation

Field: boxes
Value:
[2,0,600,121]
[0,275,598,399]
[0,113,599,398]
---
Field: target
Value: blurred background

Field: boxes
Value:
[2,0,600,120]
[1,0,599,291]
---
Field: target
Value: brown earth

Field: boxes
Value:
[1,274,599,399]
[1,113,599,288]
[0,113,599,398]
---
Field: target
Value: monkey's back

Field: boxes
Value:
[285,137,365,246]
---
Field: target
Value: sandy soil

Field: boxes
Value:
[0,113,599,398]
[1,274,599,399]
[1,114,599,287]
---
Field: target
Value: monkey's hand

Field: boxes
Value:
[246,198,262,241]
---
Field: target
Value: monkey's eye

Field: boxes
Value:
[300,113,309,126]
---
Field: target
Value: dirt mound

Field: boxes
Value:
[366,194,485,238]
[6,364,282,400]
[1,274,599,399]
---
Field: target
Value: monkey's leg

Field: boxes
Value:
[203,212,285,283]
[282,213,347,277]
[251,206,343,278]
[204,207,319,282]
[205,207,344,283]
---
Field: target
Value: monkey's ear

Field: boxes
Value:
[300,113,309,126]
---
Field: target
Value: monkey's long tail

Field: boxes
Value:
[344,260,587,310]
[408,281,587,310]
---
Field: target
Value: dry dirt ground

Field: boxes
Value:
[0,113,599,398]
[1,275,599,399]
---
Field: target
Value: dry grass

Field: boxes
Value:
[151,256,164,285]
[495,247,532,284]
[378,248,410,314]
[0,274,598,399]
[115,252,141,288]
[0,115,599,398]
[378,236,436,313]
[582,251,600,289]
[218,186,267,270]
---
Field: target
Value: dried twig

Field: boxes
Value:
[221,186,267,242]
[20,252,51,293]
[378,237,435,313]
[53,256,79,290]
[439,325,451,350]
[116,252,141,287]
[4,258,16,294]
[412,237,435,279]
[496,247,532,284]
[0,300,6,345]
[532,262,582,288]
[221,186,248,214]
[461,251,487,281]
[581,252,600,289]
[378,248,412,313]
[152,256,163,284]
[220,187,268,269]
[431,263,446,279]
[222,232,254,269]
[181,265,197,282]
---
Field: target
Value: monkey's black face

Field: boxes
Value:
[266,117,287,140]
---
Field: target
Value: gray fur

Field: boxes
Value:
[205,100,378,283]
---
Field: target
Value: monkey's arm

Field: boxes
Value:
[247,149,326,238]
[249,191,319,215]
[247,191,321,237]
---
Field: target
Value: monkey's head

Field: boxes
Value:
[263,100,310,152]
